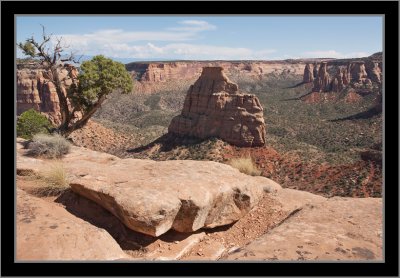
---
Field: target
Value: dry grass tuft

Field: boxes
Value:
[228,156,262,176]
[33,161,70,196]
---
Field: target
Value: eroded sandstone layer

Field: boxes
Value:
[17,139,270,237]
[168,67,266,147]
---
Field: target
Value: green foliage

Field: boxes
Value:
[17,109,53,139]
[18,41,36,57]
[28,133,71,158]
[76,55,133,111]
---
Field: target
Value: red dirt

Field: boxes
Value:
[222,145,382,198]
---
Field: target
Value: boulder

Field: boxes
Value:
[168,67,266,147]
[17,140,268,237]
[16,189,130,260]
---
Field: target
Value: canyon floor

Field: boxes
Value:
[70,72,382,198]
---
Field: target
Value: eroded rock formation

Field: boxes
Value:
[168,67,266,147]
[17,140,268,237]
[349,61,369,83]
[331,68,345,93]
[312,62,331,92]
[303,63,314,83]
[365,60,382,83]
[16,65,78,125]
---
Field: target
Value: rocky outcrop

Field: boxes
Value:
[365,60,382,83]
[224,195,382,261]
[303,64,314,83]
[126,60,308,87]
[312,62,319,79]
[349,61,369,83]
[16,189,129,260]
[16,65,78,125]
[17,139,269,237]
[312,62,331,92]
[168,67,266,147]
[331,68,345,93]
[17,138,382,261]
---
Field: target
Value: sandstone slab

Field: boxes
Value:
[16,189,130,260]
[17,139,268,237]
[224,196,382,261]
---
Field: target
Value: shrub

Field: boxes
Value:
[28,133,71,158]
[228,156,262,176]
[33,161,70,196]
[17,109,54,139]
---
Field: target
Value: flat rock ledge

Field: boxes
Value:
[17,139,277,237]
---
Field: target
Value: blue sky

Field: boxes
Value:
[16,16,382,61]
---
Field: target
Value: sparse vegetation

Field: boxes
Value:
[228,156,262,176]
[33,161,70,196]
[17,109,53,139]
[28,133,71,158]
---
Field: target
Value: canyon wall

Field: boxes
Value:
[16,64,78,125]
[305,53,382,93]
[126,60,308,84]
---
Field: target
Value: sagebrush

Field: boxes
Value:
[28,133,71,158]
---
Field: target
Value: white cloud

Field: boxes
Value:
[78,42,276,60]
[168,20,216,32]
[301,50,369,59]
[39,20,276,60]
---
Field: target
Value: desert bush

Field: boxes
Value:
[33,161,70,196]
[228,156,262,176]
[17,109,53,139]
[28,133,71,158]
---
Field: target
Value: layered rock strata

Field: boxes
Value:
[302,63,314,83]
[168,67,266,147]
[17,140,268,237]
[16,65,78,125]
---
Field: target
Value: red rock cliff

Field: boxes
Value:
[16,64,78,125]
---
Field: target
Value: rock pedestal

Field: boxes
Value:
[168,67,266,147]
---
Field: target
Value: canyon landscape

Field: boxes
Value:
[15,16,383,263]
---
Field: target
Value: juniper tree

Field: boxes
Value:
[18,26,133,136]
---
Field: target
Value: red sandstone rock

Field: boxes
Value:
[349,62,368,83]
[312,62,331,92]
[365,60,382,83]
[303,64,314,83]
[168,67,266,147]
[16,66,78,125]
[331,68,345,93]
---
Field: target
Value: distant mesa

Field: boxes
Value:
[168,67,266,147]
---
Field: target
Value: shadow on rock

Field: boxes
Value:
[55,190,205,251]
[126,133,207,153]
